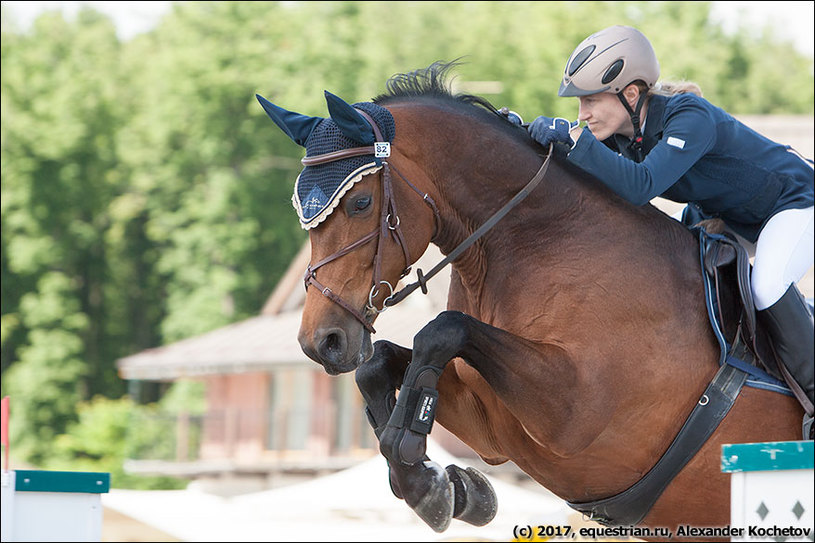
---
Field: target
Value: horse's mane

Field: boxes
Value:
[375,63,692,244]
[373,60,535,147]
[373,60,494,110]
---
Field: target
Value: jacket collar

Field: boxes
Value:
[605,93,668,162]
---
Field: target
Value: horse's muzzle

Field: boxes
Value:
[299,325,373,375]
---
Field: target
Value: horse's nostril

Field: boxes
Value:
[317,328,347,362]
[323,332,342,353]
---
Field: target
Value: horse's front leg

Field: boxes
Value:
[354,340,416,500]
[356,339,496,532]
[374,318,499,531]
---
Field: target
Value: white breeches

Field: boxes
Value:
[671,205,814,310]
[751,206,814,310]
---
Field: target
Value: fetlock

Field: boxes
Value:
[379,423,427,465]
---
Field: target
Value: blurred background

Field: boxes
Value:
[1,1,813,540]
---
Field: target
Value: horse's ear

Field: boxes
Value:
[256,94,323,147]
[324,90,374,145]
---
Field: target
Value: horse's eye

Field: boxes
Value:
[353,196,372,212]
[345,192,373,217]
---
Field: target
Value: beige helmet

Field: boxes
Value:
[559,25,659,97]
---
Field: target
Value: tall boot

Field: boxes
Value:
[758,284,814,439]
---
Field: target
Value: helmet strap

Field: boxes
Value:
[616,90,649,162]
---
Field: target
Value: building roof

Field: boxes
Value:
[117,242,451,381]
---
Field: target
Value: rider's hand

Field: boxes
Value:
[497,107,524,126]
[528,116,578,147]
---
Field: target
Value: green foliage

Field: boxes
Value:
[159,379,206,415]
[49,394,190,489]
[2,272,88,463]
[1,0,812,475]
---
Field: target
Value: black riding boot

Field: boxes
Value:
[758,284,815,439]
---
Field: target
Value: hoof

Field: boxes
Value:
[446,464,498,527]
[404,460,454,532]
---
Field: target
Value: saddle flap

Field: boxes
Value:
[703,242,737,275]
[697,228,791,388]
[702,232,757,346]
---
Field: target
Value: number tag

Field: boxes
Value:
[374,142,391,158]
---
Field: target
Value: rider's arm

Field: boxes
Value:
[566,95,717,206]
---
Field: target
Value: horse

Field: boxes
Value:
[256,61,803,541]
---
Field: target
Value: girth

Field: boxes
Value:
[568,355,749,526]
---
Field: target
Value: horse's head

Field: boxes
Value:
[257,90,437,374]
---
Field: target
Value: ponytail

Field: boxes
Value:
[650,80,703,97]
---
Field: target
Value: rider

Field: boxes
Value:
[525,25,814,436]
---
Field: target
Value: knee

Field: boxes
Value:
[356,340,410,394]
[751,270,791,310]
[415,311,470,354]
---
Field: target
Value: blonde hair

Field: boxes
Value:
[650,80,703,97]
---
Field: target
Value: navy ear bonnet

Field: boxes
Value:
[256,92,395,229]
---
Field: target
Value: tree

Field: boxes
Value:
[1,8,130,461]
[1,0,811,477]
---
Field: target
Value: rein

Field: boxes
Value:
[386,143,553,307]
[303,111,553,333]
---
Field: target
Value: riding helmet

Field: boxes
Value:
[558,25,660,97]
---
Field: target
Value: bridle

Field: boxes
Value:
[302,108,441,334]
[302,108,553,334]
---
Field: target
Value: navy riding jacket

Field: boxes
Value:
[567,93,814,242]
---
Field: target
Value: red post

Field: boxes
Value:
[1,396,9,471]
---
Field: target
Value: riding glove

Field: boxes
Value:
[498,107,524,126]
[528,116,578,147]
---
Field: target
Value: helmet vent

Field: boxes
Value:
[568,45,596,76]
[602,59,624,84]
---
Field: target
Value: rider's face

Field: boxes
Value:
[576,85,642,141]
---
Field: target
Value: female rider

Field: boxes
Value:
[526,25,814,437]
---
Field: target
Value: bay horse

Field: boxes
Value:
[256,61,803,541]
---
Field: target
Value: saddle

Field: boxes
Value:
[696,224,794,396]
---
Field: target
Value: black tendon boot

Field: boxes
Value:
[758,285,815,439]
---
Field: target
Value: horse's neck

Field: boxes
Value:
[421,136,553,293]
[431,151,701,321]
[390,104,699,307]
[428,151,602,296]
